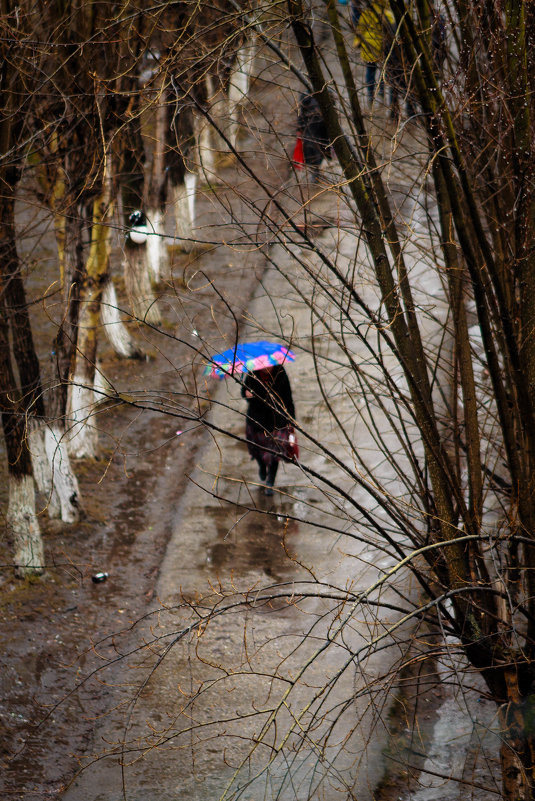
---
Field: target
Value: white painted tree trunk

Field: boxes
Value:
[101,275,142,358]
[8,474,44,578]
[198,76,219,183]
[44,424,82,522]
[94,360,113,405]
[28,424,61,518]
[123,243,161,324]
[227,42,255,152]
[28,423,53,497]
[170,172,197,251]
[66,144,114,461]
[67,378,99,458]
[145,209,168,284]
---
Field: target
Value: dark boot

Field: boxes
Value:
[265,461,279,496]
[258,460,267,483]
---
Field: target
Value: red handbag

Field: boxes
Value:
[287,428,300,459]
[292,136,305,169]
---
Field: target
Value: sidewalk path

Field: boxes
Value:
[64,174,416,801]
[62,39,434,801]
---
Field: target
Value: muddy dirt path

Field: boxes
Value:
[0,56,298,800]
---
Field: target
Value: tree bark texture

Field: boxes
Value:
[67,155,115,458]
[100,275,143,359]
[145,75,169,284]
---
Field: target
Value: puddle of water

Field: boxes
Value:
[203,504,299,581]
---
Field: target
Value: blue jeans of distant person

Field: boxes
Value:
[365,62,385,105]
[365,63,384,103]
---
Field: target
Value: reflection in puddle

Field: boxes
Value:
[203,504,299,581]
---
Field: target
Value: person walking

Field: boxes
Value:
[293,93,332,181]
[241,364,296,495]
[354,0,394,105]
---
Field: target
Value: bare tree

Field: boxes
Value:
[4,0,535,798]
[74,0,533,797]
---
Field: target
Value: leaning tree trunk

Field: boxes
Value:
[33,136,85,520]
[0,177,44,576]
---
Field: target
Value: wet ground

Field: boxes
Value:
[0,57,289,798]
[0,250,264,800]
[1,35,503,801]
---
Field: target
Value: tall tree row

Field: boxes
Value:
[0,0,251,573]
[277,0,535,795]
[108,0,535,797]
[6,0,535,796]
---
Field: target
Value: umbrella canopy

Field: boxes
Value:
[203,341,295,379]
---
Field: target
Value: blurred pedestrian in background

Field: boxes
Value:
[349,0,364,26]
[292,93,333,181]
[354,0,394,105]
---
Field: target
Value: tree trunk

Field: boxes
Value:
[145,76,169,284]
[0,106,44,574]
[100,274,143,358]
[44,424,82,522]
[169,172,198,251]
[0,313,43,577]
[145,208,167,284]
[226,39,255,153]
[8,474,44,578]
[122,239,161,324]
[28,423,61,518]
[67,158,115,458]
[197,75,219,184]
[35,146,85,520]
[166,100,198,252]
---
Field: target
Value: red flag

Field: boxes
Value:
[292,136,304,168]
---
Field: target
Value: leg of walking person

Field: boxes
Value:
[365,62,377,103]
[265,459,279,496]
[257,457,267,483]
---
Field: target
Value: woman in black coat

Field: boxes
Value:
[241,365,295,495]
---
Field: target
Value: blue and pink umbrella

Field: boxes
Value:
[203,341,295,380]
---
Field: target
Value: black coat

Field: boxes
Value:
[241,366,295,432]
